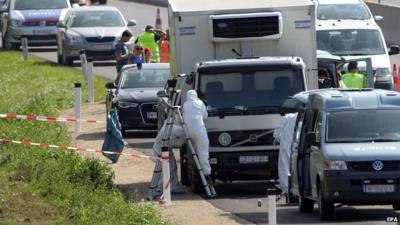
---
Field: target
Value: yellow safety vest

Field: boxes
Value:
[138,32,160,63]
[339,72,367,89]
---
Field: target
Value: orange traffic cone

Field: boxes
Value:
[397,65,400,92]
[155,8,162,30]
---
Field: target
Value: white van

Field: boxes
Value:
[316,20,400,90]
[315,0,383,23]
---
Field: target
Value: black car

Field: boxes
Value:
[105,63,170,137]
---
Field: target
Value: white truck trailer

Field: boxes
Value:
[167,0,318,191]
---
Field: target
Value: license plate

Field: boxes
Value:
[146,112,157,119]
[93,44,112,50]
[363,184,394,193]
[33,30,52,35]
[239,156,269,164]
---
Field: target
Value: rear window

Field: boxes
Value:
[13,0,68,10]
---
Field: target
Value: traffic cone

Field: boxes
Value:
[397,65,400,92]
[155,8,162,30]
[393,64,397,91]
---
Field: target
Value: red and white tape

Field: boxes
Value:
[0,138,150,159]
[0,113,105,124]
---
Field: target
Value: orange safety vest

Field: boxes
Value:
[160,40,170,62]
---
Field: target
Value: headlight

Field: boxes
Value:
[10,19,23,27]
[67,35,84,43]
[118,101,138,108]
[374,68,393,83]
[323,160,347,170]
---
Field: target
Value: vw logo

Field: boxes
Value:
[372,160,384,171]
[218,132,232,146]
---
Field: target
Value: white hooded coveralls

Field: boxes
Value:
[273,113,297,194]
[183,90,211,175]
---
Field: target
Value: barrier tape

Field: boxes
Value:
[0,113,105,124]
[0,138,151,159]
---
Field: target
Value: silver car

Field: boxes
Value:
[56,6,136,66]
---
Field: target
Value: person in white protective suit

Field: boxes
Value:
[182,90,212,177]
[273,113,298,194]
[152,123,186,198]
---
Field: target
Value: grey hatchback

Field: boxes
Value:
[56,6,136,66]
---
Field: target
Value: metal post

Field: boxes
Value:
[79,50,88,81]
[21,36,28,61]
[74,83,82,137]
[87,60,94,103]
[161,145,172,206]
[267,188,277,225]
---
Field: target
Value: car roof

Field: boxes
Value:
[69,6,120,12]
[316,0,362,5]
[316,20,379,31]
[294,89,400,111]
[121,63,170,71]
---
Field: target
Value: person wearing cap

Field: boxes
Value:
[136,25,165,63]
[115,30,133,73]
[339,61,367,89]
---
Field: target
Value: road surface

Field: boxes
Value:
[6,0,400,224]
[364,0,400,7]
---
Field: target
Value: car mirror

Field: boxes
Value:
[56,22,66,28]
[127,19,137,27]
[388,45,400,56]
[305,132,317,146]
[157,90,168,98]
[374,15,383,22]
[105,82,116,89]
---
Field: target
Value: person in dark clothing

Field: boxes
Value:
[115,30,133,73]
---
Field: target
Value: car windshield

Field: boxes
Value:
[317,29,386,56]
[120,68,169,89]
[327,110,400,143]
[13,0,68,10]
[199,69,305,113]
[69,11,125,27]
[318,4,371,20]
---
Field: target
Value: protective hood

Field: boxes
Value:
[186,90,198,101]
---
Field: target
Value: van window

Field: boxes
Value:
[317,29,385,56]
[318,4,371,20]
[326,110,400,143]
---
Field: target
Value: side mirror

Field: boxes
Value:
[374,15,383,22]
[305,132,317,146]
[127,19,137,27]
[157,90,168,98]
[186,72,194,85]
[105,82,116,89]
[388,45,400,56]
[56,21,66,28]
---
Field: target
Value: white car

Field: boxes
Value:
[315,0,383,23]
[316,20,399,90]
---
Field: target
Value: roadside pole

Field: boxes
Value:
[75,83,82,137]
[21,36,28,61]
[87,59,94,103]
[79,50,88,81]
[267,188,277,225]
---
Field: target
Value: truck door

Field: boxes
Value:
[290,109,305,196]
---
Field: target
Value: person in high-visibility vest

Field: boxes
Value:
[160,31,170,63]
[136,25,165,63]
[339,61,367,89]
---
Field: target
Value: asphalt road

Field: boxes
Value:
[9,0,400,224]
[364,0,400,7]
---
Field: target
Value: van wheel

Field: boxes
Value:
[299,194,314,213]
[318,187,334,220]
[393,203,400,210]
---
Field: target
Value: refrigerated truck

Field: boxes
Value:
[167,0,318,189]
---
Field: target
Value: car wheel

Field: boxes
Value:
[299,194,314,213]
[3,32,20,50]
[180,145,189,186]
[393,203,400,210]
[61,47,73,66]
[318,186,334,220]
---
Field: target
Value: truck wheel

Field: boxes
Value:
[179,145,189,186]
[393,203,400,210]
[299,194,314,213]
[318,187,334,220]
[190,168,203,194]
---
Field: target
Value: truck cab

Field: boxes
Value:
[289,89,400,220]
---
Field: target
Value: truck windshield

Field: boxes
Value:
[326,110,400,143]
[317,29,385,56]
[13,0,68,10]
[199,69,305,114]
[317,4,371,20]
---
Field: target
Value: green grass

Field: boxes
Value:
[0,52,167,225]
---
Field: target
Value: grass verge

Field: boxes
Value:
[0,52,167,225]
